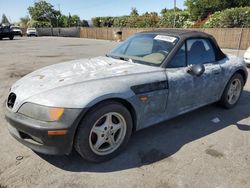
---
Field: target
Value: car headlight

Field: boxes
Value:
[18,103,64,122]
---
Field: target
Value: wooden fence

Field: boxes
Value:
[80,27,250,50]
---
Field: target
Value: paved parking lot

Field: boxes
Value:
[0,37,249,188]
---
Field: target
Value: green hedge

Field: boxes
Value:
[126,13,159,28]
[159,11,191,28]
[204,6,250,28]
[92,6,250,28]
[92,13,159,28]
[28,20,51,27]
[113,16,129,27]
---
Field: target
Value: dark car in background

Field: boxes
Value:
[0,26,14,40]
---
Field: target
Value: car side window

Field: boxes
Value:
[187,39,215,65]
[167,44,186,68]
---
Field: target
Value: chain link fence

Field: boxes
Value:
[36,27,80,38]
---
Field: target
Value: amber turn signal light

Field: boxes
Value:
[139,95,148,102]
[48,130,68,135]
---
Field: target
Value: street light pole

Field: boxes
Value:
[57,4,60,36]
[173,0,176,28]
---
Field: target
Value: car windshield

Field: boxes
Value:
[108,33,178,66]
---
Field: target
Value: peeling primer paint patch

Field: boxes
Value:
[67,56,136,77]
[9,56,164,112]
[211,117,220,123]
[32,75,45,79]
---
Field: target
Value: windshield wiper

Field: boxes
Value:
[106,54,134,63]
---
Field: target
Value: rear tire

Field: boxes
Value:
[219,73,244,108]
[9,36,14,40]
[74,101,133,162]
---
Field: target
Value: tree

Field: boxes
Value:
[140,12,160,27]
[160,7,182,15]
[70,15,81,27]
[58,15,68,27]
[204,6,250,28]
[81,20,89,27]
[1,14,10,24]
[159,10,190,28]
[19,16,30,27]
[92,17,101,27]
[130,8,139,17]
[26,0,87,28]
[28,0,60,27]
[113,16,129,27]
[67,13,72,27]
[185,0,250,20]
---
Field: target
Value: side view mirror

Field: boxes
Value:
[187,64,205,77]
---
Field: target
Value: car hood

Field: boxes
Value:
[10,56,161,108]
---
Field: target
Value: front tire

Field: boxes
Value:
[219,73,244,108]
[74,101,133,162]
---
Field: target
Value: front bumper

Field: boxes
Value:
[13,31,22,36]
[5,108,85,155]
[244,58,250,64]
[27,32,37,36]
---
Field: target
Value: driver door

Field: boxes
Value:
[165,38,223,117]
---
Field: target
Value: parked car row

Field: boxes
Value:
[0,26,38,40]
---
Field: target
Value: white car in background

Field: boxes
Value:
[244,47,250,68]
[26,28,38,37]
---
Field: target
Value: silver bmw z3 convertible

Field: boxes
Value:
[5,29,248,162]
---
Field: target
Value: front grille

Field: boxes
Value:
[7,92,16,109]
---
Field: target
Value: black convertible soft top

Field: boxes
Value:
[140,29,226,63]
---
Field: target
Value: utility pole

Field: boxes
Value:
[173,0,176,28]
[57,4,60,36]
[58,4,61,12]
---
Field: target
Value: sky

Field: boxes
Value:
[0,0,185,23]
